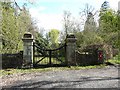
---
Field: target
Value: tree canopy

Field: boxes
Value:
[1,1,37,53]
[1,1,119,56]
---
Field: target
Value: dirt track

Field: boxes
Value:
[1,65,120,88]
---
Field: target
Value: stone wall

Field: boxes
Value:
[1,51,23,69]
[75,50,104,66]
[76,52,96,66]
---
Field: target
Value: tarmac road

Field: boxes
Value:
[1,65,120,89]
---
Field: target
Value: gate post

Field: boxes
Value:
[66,34,77,66]
[22,32,33,68]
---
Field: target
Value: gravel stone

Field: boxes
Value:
[1,66,119,88]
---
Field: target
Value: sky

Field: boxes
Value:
[15,0,120,32]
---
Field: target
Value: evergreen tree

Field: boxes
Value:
[99,1,118,48]
[101,1,110,11]
[1,1,36,53]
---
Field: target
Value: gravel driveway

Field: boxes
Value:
[1,65,120,88]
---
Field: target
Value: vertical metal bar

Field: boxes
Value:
[33,43,35,67]
[65,43,67,65]
[56,51,57,64]
[49,50,52,65]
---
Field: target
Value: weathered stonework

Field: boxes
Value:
[66,34,77,66]
[22,32,33,68]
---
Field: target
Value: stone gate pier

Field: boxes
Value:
[66,34,77,66]
[22,32,33,68]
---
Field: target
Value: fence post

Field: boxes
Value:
[66,34,77,66]
[22,32,33,68]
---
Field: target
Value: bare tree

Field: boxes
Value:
[63,11,81,34]
[79,3,98,30]
[63,11,71,36]
[79,3,96,19]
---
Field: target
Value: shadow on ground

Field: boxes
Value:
[2,76,120,89]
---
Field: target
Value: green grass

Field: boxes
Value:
[107,54,120,64]
[0,64,106,77]
[107,59,120,64]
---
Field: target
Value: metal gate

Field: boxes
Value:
[33,43,67,67]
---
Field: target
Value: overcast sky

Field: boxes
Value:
[16,0,120,31]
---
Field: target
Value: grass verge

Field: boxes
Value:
[0,64,106,77]
[107,54,120,65]
[107,59,120,64]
